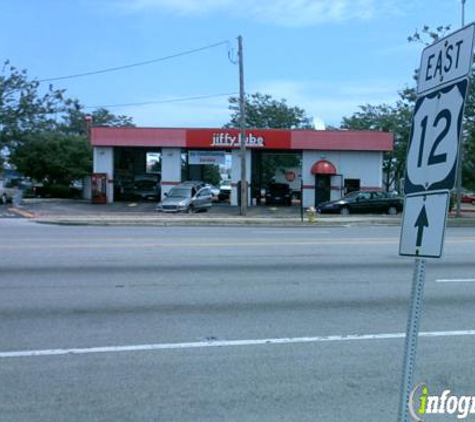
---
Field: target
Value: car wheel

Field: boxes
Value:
[187,205,195,214]
[388,206,398,215]
[1,194,7,205]
[340,207,350,216]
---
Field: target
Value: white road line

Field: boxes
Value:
[2,330,475,359]
[436,279,475,283]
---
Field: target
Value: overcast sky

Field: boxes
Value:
[1,0,473,128]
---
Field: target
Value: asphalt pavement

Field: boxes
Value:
[1,222,475,421]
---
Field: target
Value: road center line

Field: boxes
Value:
[2,330,475,359]
[436,279,475,283]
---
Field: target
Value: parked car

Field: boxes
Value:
[132,174,161,200]
[218,182,231,202]
[317,190,404,215]
[181,180,206,189]
[156,183,213,213]
[265,183,292,206]
[204,184,220,202]
[0,179,15,204]
[461,190,475,204]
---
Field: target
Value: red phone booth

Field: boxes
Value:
[91,173,107,204]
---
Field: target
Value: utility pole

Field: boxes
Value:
[238,35,247,216]
[456,0,467,217]
[463,0,466,26]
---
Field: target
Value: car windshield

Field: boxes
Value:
[344,191,360,200]
[167,188,191,198]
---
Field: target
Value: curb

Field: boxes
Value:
[8,207,37,219]
[30,215,475,228]
[33,215,403,227]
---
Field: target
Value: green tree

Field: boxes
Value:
[1,60,135,194]
[11,132,92,186]
[226,93,310,186]
[60,99,135,136]
[202,165,221,186]
[0,61,64,168]
[226,92,313,129]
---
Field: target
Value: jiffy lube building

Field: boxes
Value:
[91,127,393,207]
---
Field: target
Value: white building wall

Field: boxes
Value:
[302,150,383,208]
[302,151,318,208]
[337,151,383,189]
[161,148,182,196]
[93,147,114,203]
[231,149,252,206]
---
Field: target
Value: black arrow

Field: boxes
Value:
[414,205,429,247]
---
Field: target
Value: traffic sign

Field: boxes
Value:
[404,79,468,194]
[399,191,450,258]
[398,25,475,422]
[418,24,475,95]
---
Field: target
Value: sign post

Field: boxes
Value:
[398,23,474,422]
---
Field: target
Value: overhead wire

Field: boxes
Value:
[84,92,237,109]
[38,40,231,82]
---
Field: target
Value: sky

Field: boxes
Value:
[1,0,474,129]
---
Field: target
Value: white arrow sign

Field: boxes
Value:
[399,191,450,258]
[404,80,467,194]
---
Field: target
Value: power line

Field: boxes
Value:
[38,40,230,83]
[84,92,237,109]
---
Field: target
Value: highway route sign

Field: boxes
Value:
[404,80,468,195]
[398,24,475,422]
[417,24,475,94]
[399,191,450,258]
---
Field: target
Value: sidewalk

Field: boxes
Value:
[7,198,475,227]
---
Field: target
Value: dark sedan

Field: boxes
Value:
[317,190,403,215]
[265,183,292,206]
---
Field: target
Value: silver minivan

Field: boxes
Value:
[156,183,213,213]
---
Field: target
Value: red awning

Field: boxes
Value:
[311,160,337,175]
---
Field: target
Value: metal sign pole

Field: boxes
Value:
[397,258,427,422]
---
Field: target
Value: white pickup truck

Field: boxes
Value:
[0,179,15,204]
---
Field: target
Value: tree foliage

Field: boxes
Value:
[0,60,135,186]
[226,93,311,186]
[201,165,221,186]
[226,92,313,129]
[11,132,92,185]
[0,61,64,156]
[60,99,134,136]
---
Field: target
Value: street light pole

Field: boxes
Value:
[456,0,467,217]
[238,35,247,216]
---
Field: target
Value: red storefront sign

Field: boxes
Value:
[186,129,291,149]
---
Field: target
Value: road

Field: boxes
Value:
[1,220,475,421]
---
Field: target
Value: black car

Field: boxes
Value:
[132,175,161,200]
[265,183,292,206]
[317,190,403,215]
